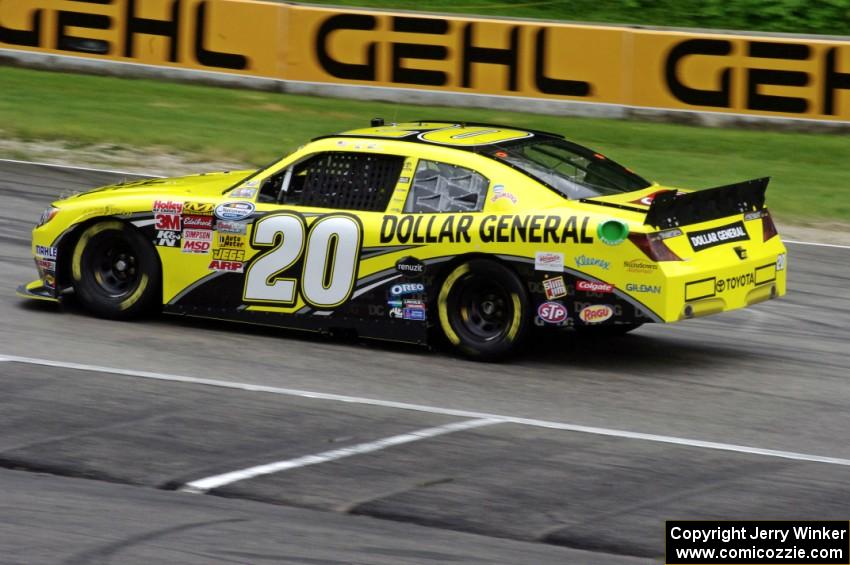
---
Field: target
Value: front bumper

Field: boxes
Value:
[16,280,60,303]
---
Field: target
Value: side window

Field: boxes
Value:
[259,152,403,212]
[403,160,489,213]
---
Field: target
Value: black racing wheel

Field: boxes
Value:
[437,259,530,361]
[70,221,161,319]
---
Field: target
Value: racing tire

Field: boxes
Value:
[437,259,530,361]
[71,221,161,319]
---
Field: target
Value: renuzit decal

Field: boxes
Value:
[396,256,425,277]
[215,201,255,221]
[688,221,749,251]
[579,304,614,323]
[576,280,614,293]
[537,301,567,324]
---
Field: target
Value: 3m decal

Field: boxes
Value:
[688,221,749,251]
[244,213,361,308]
[155,213,181,231]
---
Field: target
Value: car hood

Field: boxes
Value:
[55,170,256,205]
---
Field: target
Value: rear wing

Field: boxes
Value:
[644,178,768,229]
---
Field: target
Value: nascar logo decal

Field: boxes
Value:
[215,201,255,221]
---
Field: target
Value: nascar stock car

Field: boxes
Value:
[20,120,787,360]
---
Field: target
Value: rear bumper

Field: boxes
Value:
[16,280,60,303]
[659,246,787,322]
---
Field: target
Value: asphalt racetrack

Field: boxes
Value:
[2,159,849,564]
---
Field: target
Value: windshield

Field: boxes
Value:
[490,138,651,199]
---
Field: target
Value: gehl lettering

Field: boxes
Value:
[380,214,593,244]
[666,39,850,115]
[316,14,591,96]
[0,0,247,70]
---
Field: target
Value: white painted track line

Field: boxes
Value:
[785,240,850,250]
[181,418,498,493]
[0,158,163,178]
[4,353,850,469]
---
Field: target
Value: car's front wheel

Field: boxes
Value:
[437,259,529,361]
[71,221,161,319]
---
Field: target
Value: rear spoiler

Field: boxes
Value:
[644,177,768,229]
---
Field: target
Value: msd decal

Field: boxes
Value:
[182,240,210,254]
[579,304,614,323]
[537,301,567,324]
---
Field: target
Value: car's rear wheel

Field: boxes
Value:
[437,259,529,361]
[71,221,161,319]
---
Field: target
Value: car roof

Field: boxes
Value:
[312,121,564,152]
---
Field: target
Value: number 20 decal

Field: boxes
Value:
[243,214,361,309]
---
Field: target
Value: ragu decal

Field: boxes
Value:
[379,214,594,244]
[579,304,614,323]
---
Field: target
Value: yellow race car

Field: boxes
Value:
[20,120,787,360]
